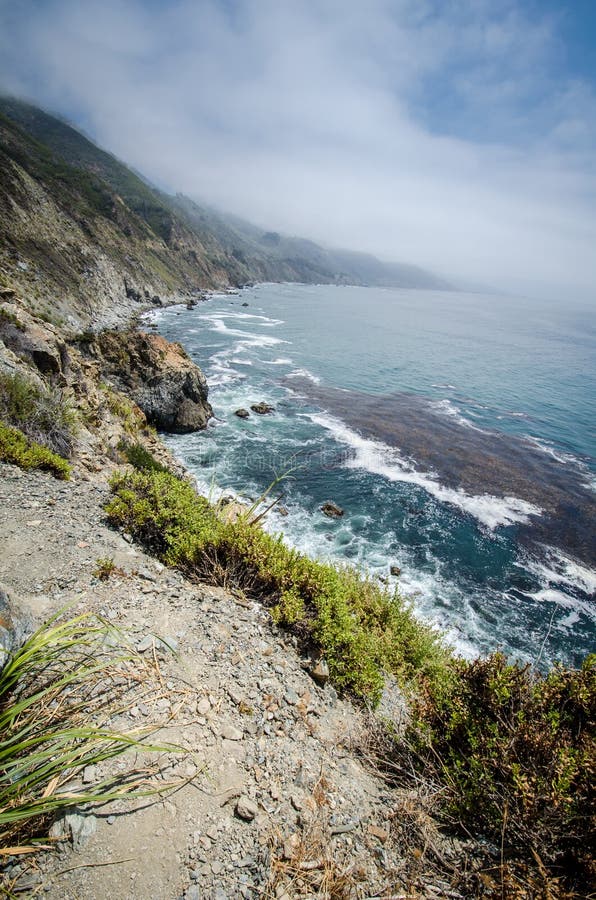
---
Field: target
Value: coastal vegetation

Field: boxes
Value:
[106,467,451,703]
[393,653,595,894]
[106,466,595,896]
[0,422,70,479]
[0,371,75,459]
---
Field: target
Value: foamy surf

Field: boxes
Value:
[308,412,542,530]
[430,398,487,433]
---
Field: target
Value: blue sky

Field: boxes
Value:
[0,0,594,297]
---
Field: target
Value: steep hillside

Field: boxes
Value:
[0,96,449,329]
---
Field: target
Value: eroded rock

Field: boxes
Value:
[92,330,212,433]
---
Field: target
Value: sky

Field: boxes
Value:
[0,0,595,299]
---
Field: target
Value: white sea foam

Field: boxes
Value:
[525,546,596,597]
[308,412,542,529]
[201,310,284,327]
[286,368,321,384]
[525,436,581,467]
[430,398,487,433]
[209,319,287,347]
[263,357,293,365]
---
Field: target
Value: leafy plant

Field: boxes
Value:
[120,441,170,473]
[0,422,70,479]
[101,386,143,435]
[93,557,117,580]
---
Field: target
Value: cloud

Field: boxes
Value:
[0,0,595,297]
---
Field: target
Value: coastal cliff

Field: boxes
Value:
[0,98,593,900]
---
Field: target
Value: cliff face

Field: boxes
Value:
[90,331,212,433]
[0,96,449,335]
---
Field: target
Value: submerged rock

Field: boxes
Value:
[320,501,344,518]
[250,401,275,415]
[93,330,212,433]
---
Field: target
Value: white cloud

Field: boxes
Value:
[0,0,595,297]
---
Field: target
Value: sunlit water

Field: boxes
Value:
[149,283,596,668]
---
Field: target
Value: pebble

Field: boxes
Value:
[235,796,258,821]
[220,723,243,741]
[196,697,211,716]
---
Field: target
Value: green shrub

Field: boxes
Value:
[0,371,76,458]
[396,652,595,895]
[0,307,24,331]
[106,469,450,703]
[0,422,70,479]
[93,556,117,580]
[121,441,170,473]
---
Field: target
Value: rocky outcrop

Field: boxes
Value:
[321,501,344,518]
[92,331,212,433]
[250,402,275,415]
[0,303,69,379]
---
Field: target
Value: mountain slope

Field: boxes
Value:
[0,96,449,329]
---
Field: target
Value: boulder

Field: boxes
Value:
[320,501,344,518]
[250,402,275,415]
[235,408,250,419]
[390,565,401,576]
[0,313,67,376]
[94,331,212,433]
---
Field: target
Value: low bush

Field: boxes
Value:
[93,556,117,580]
[0,308,24,331]
[0,371,76,458]
[392,652,595,896]
[0,422,70,479]
[106,468,450,703]
[121,440,170,473]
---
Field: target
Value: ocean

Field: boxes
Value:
[149,282,596,668]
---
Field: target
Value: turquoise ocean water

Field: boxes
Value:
[150,283,596,668]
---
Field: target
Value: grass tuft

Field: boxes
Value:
[0,612,181,854]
